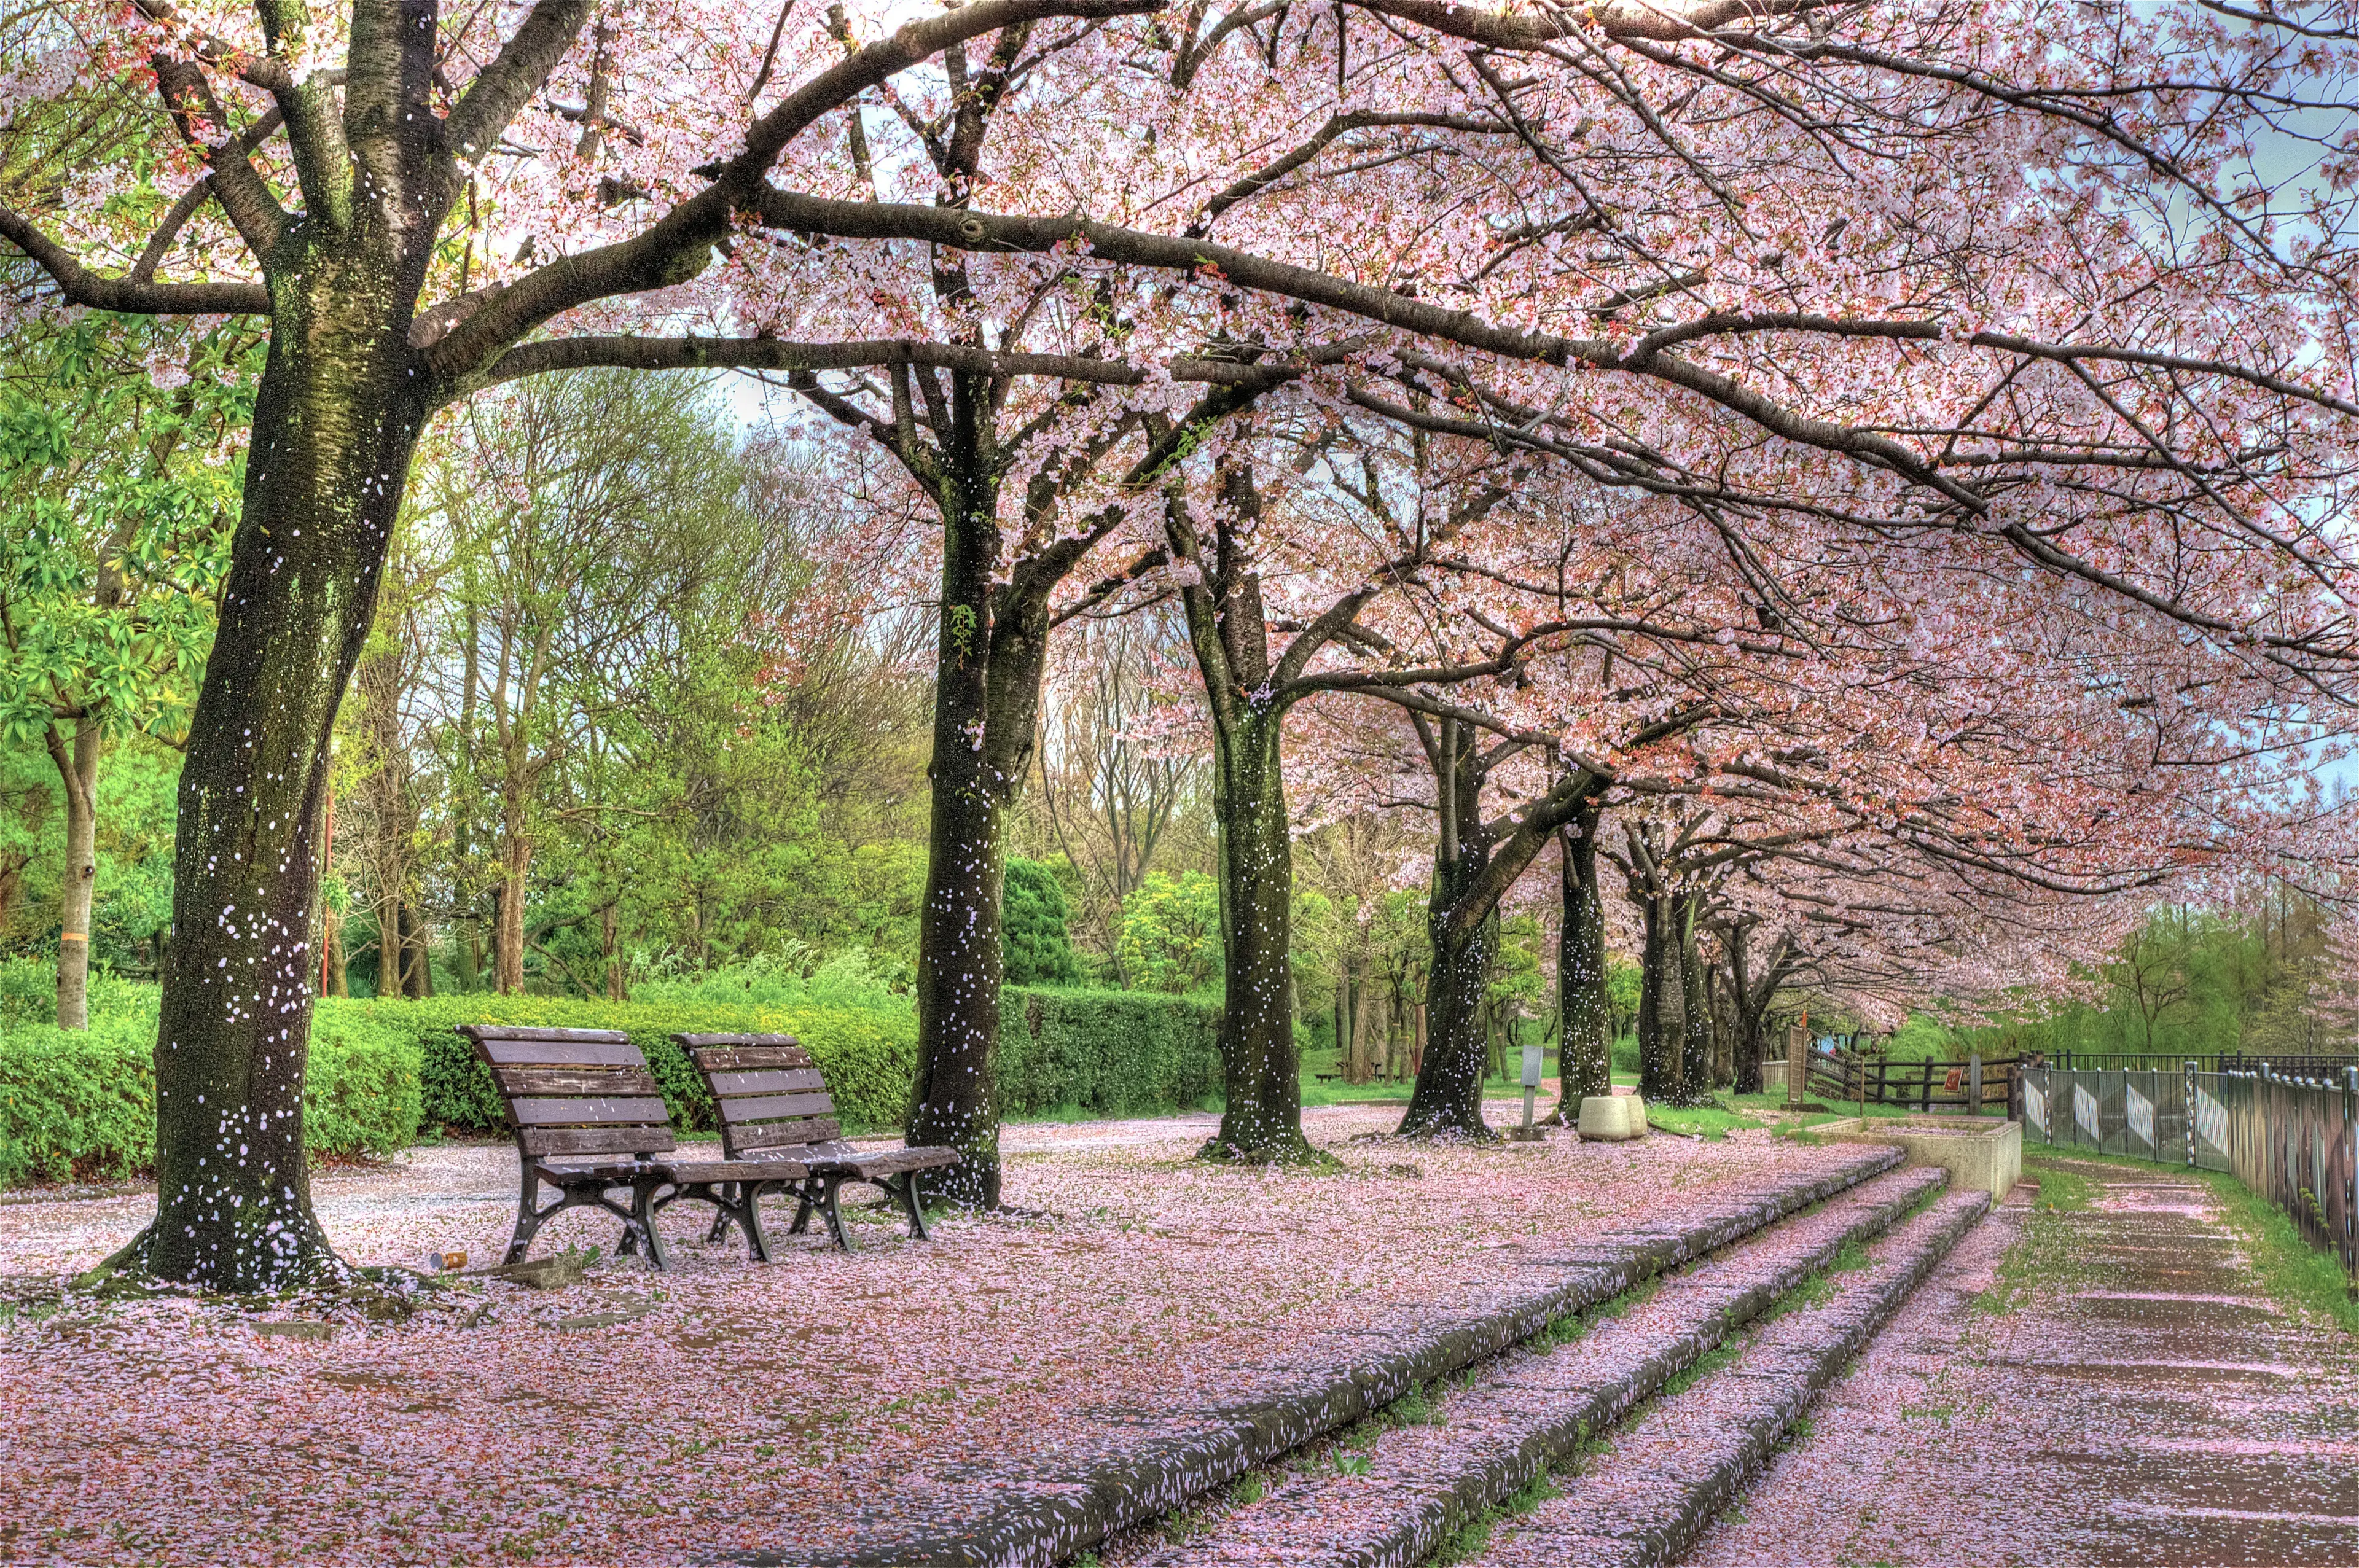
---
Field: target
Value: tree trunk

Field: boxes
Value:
[909,435,1048,1207]
[1638,894,1684,1101]
[121,284,431,1290]
[495,831,530,994]
[47,720,101,1029]
[1557,809,1612,1109]
[1676,892,1713,1104]
[1199,697,1312,1158]
[602,901,626,1000]
[1401,905,1495,1138]
[399,903,432,997]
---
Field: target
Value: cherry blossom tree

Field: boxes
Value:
[10,0,2359,1281]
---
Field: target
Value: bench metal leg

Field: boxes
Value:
[888,1174,931,1241]
[655,1180,775,1263]
[790,1174,853,1251]
[615,1178,670,1271]
[508,1173,643,1268]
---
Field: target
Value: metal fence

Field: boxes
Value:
[2021,1062,2359,1278]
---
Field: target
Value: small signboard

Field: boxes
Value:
[1521,1040,1543,1090]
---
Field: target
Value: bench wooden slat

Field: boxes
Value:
[662,1158,810,1184]
[511,1094,671,1127]
[520,1125,678,1157]
[727,1117,842,1151]
[675,1032,799,1048]
[804,1143,963,1176]
[461,1024,632,1043]
[475,1037,646,1067]
[718,1091,834,1121]
[692,1045,813,1071]
[493,1065,661,1098]
[707,1067,826,1098]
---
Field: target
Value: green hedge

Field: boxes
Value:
[0,1004,420,1185]
[0,978,1218,1185]
[997,985,1224,1117]
[315,995,920,1137]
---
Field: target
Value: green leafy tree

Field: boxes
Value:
[0,319,249,1025]
[1119,871,1223,994]
[1003,857,1083,986]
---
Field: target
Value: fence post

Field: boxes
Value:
[2186,1060,2197,1168]
[2345,1068,2357,1277]
[1969,1053,1982,1118]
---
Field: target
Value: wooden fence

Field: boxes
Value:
[1795,1047,2023,1114]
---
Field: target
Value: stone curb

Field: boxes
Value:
[1134,1164,1950,1568]
[722,1148,1906,1568]
[1491,1188,1993,1568]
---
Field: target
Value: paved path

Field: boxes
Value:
[1684,1155,2359,1568]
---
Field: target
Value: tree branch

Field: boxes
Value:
[0,205,270,314]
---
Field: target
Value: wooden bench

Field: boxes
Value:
[461,1024,807,1270]
[675,1032,961,1251]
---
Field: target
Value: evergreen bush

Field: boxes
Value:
[0,1002,419,1185]
[0,969,1226,1184]
[997,984,1224,1117]
[1003,858,1084,986]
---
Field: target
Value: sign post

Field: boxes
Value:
[1786,1024,1807,1112]
[1512,1039,1545,1141]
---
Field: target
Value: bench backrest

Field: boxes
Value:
[675,1033,843,1161]
[459,1024,678,1161]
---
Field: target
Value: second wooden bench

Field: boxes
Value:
[675,1032,961,1251]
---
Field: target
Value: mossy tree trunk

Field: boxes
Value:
[908,383,1023,1207]
[1676,889,1715,1103]
[1167,458,1316,1163]
[1636,890,1685,1101]
[1401,733,1610,1139]
[1555,803,1612,1111]
[132,242,435,1290]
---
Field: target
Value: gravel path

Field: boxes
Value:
[1681,1155,2359,1568]
[0,1106,1881,1567]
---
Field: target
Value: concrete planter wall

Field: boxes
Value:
[1817,1114,2022,1202]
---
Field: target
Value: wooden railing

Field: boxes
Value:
[1792,1046,2024,1114]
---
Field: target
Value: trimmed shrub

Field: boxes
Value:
[0,1004,420,1185]
[997,985,1223,1117]
[314,994,919,1136]
[0,973,1224,1184]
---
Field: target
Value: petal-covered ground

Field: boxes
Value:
[1683,1155,2359,1568]
[0,1103,1867,1567]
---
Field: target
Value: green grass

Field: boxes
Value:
[1978,1150,2359,1339]
[1973,1156,2102,1315]
[1657,1336,1745,1398]
[1645,1103,1769,1141]
[2194,1165,2359,1338]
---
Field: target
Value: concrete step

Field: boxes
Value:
[728,1148,1911,1568]
[1465,1189,1992,1568]
[1104,1165,1952,1568]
